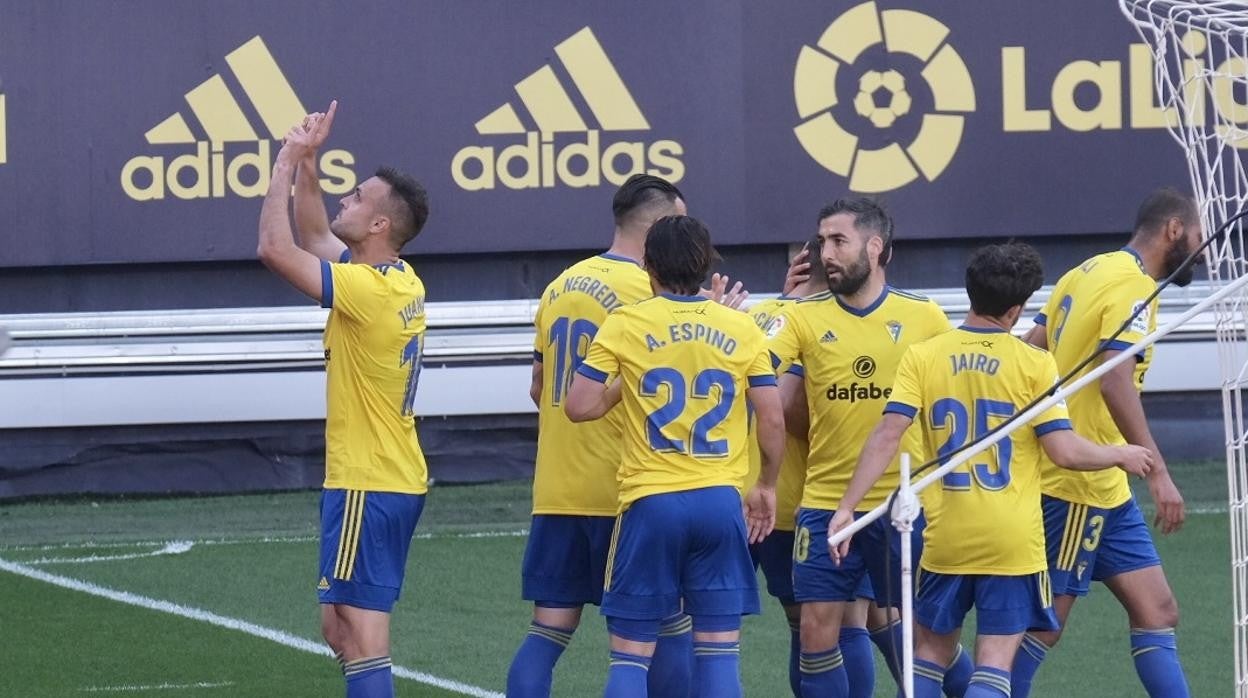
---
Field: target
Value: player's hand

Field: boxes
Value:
[281,100,338,161]
[828,508,854,565]
[1148,467,1186,535]
[783,244,813,296]
[301,100,338,151]
[702,273,749,310]
[1115,445,1153,478]
[743,485,776,544]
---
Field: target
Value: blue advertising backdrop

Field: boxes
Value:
[0,0,1206,267]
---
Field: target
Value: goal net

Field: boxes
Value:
[1120,2,1248,694]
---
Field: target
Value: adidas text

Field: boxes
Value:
[452,131,683,191]
[826,382,891,403]
[122,142,356,201]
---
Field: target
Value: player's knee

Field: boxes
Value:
[321,613,346,652]
[1031,627,1064,648]
[1155,592,1180,629]
[799,611,837,651]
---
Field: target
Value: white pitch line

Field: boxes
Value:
[0,529,529,553]
[79,681,234,692]
[0,557,503,698]
[28,541,195,565]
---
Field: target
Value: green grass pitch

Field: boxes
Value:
[0,460,1233,696]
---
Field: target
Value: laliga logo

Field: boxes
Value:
[793,1,976,193]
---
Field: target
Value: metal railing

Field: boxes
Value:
[0,283,1218,377]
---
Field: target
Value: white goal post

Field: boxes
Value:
[1120,2,1248,695]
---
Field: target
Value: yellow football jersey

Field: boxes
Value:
[887,326,1072,575]
[322,260,428,494]
[746,296,807,531]
[532,254,653,515]
[580,294,777,508]
[768,287,950,511]
[1037,249,1156,508]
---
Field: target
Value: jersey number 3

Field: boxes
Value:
[640,367,735,457]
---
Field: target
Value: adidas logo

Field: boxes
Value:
[0,91,6,165]
[317,576,330,592]
[452,27,684,191]
[820,330,838,343]
[121,36,356,202]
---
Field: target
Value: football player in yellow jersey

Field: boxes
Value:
[775,242,919,698]
[753,237,873,694]
[507,174,696,698]
[566,215,785,698]
[259,102,430,697]
[767,199,954,697]
[830,242,1153,698]
[1010,189,1202,698]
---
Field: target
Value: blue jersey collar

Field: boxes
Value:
[660,292,706,303]
[1121,246,1145,271]
[958,324,1008,334]
[835,285,889,318]
[599,252,642,267]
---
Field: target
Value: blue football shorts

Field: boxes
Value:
[520,514,616,607]
[318,488,425,612]
[1042,495,1161,597]
[601,486,760,621]
[915,570,1059,635]
[792,507,924,607]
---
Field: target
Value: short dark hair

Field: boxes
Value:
[817,198,894,266]
[1133,187,1198,239]
[798,234,829,291]
[613,174,684,227]
[965,242,1044,318]
[644,215,720,295]
[375,166,429,249]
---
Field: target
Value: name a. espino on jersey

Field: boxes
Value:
[645,322,740,355]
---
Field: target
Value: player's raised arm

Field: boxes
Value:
[702,272,749,309]
[257,124,324,301]
[291,101,348,263]
[782,243,812,297]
